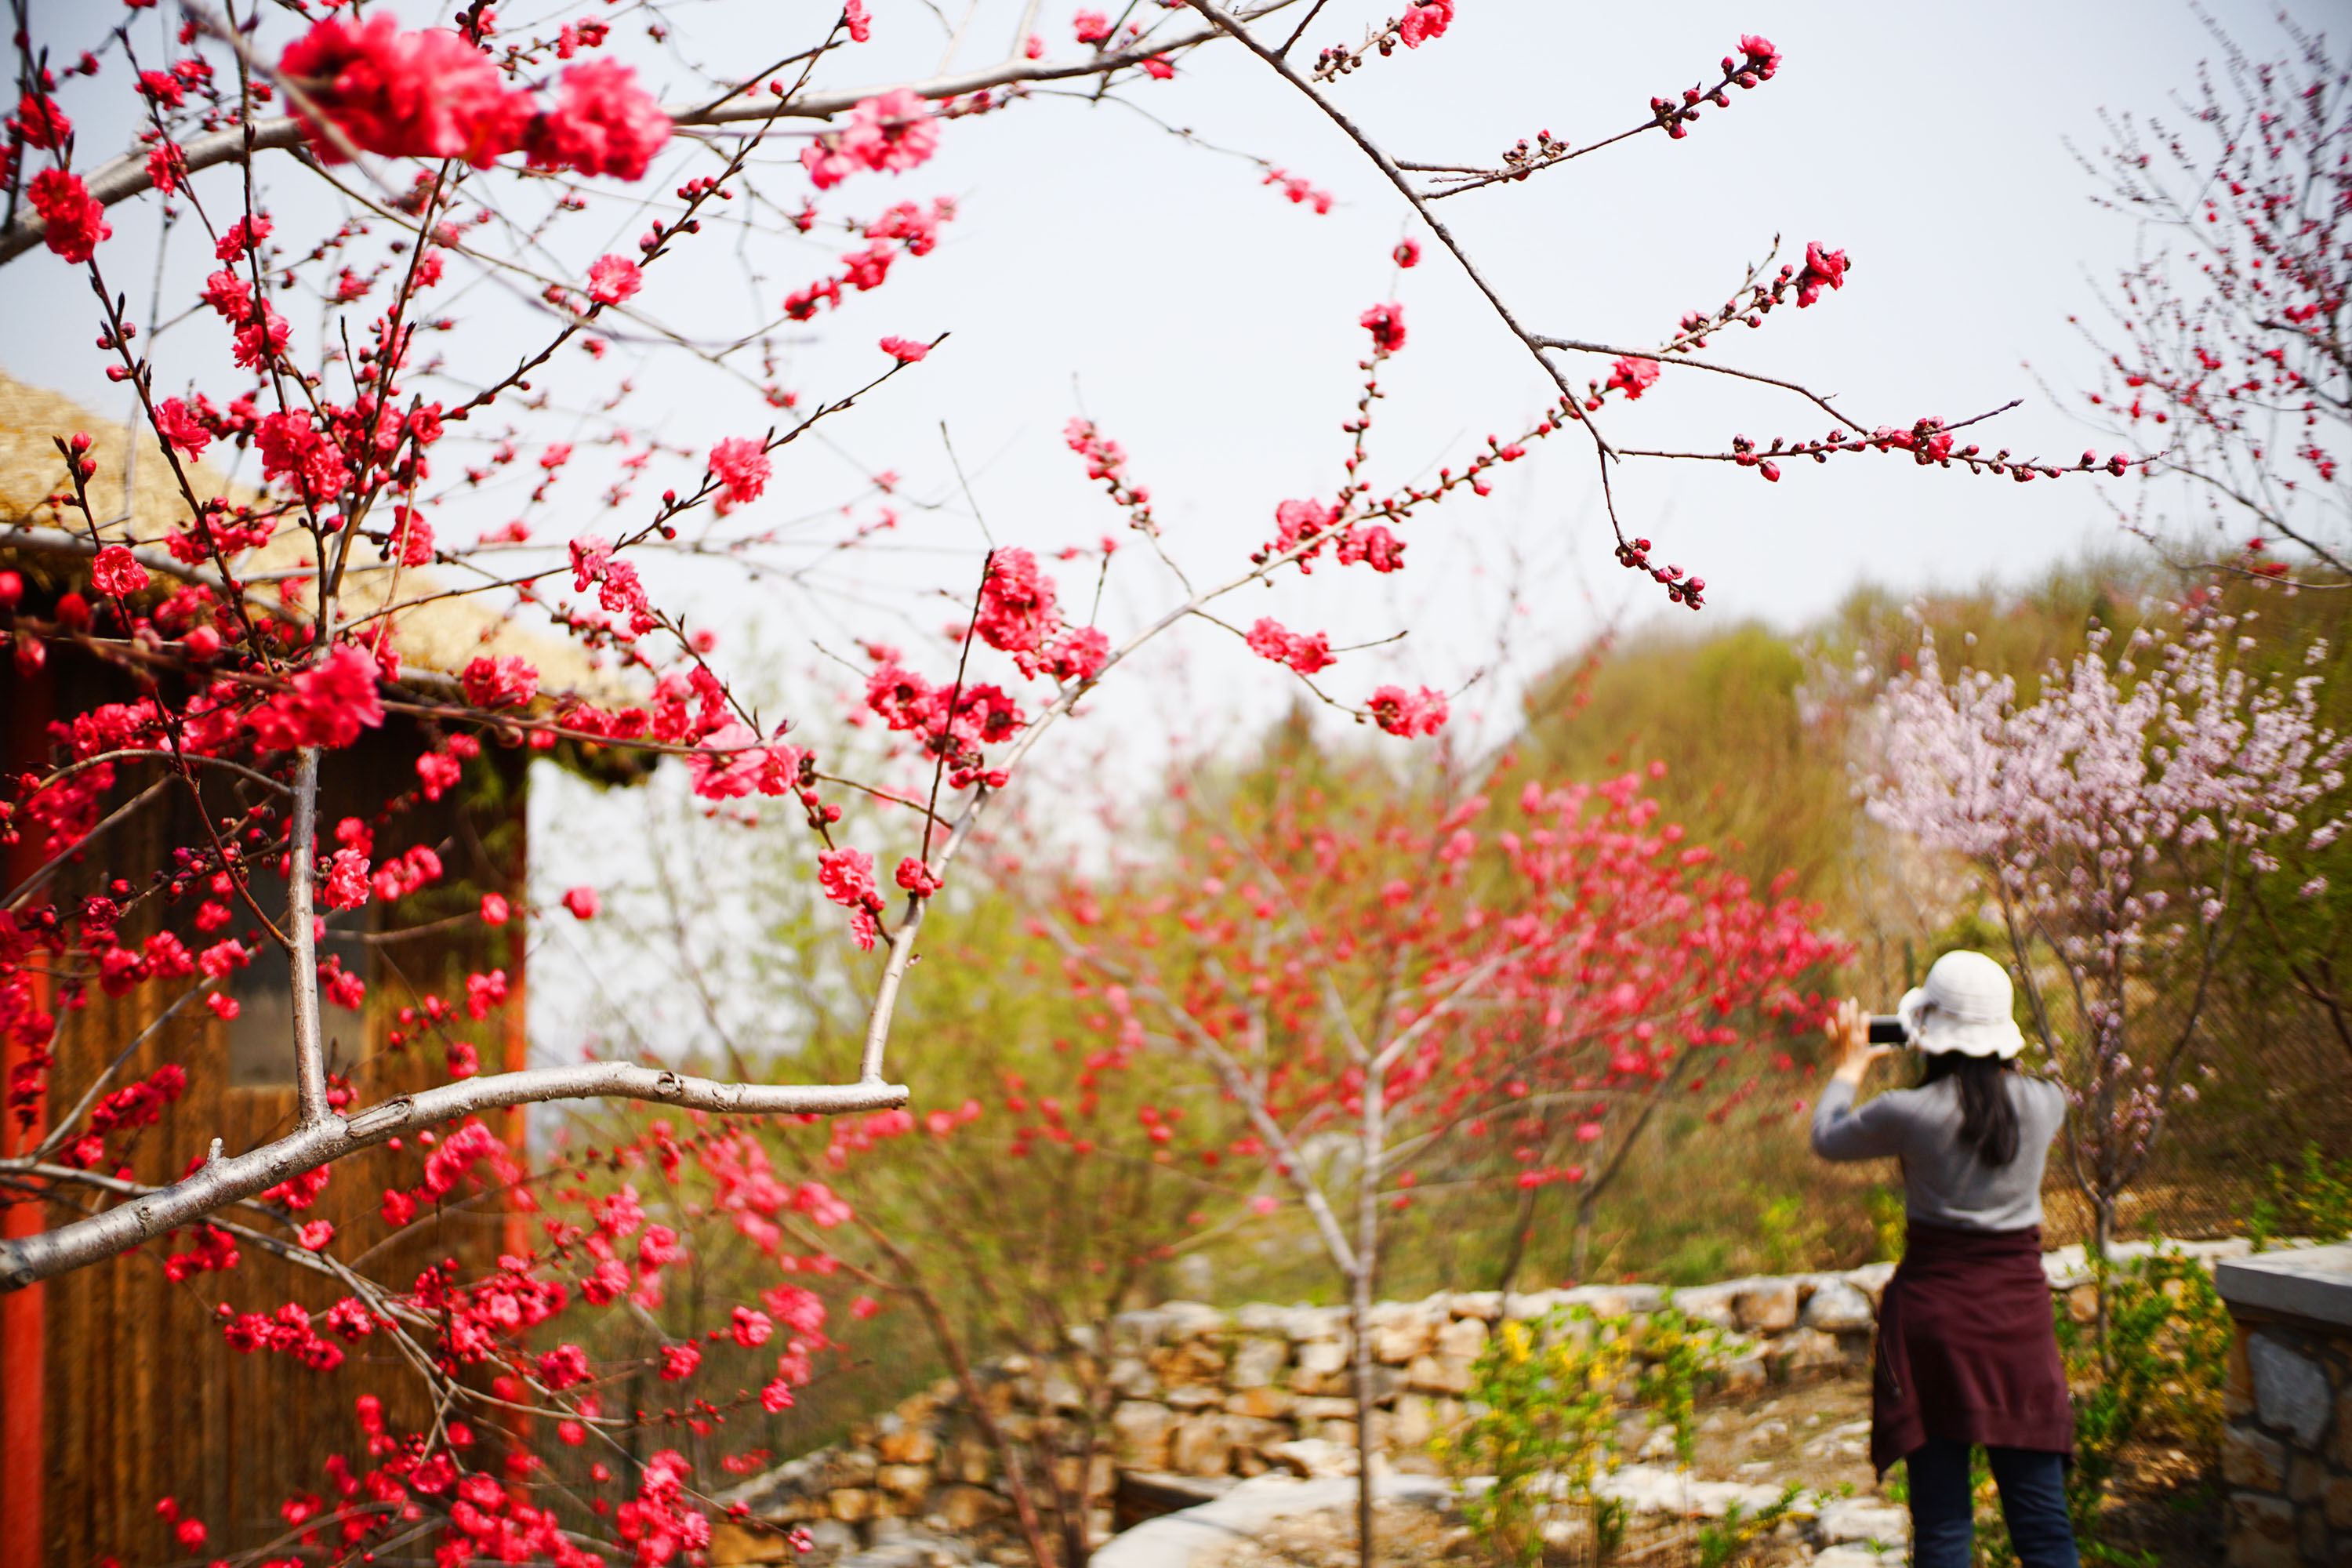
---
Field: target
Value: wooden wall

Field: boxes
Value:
[3,647,530,1566]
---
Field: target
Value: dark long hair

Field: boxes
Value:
[1919,1051,2020,1167]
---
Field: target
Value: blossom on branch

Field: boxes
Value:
[818,848,884,949]
[28,169,109,263]
[1040,625,1111,684]
[975,548,1060,664]
[279,16,526,165]
[1337,524,1406,573]
[1606,356,1661,400]
[249,644,385,751]
[708,437,772,514]
[1263,169,1334,213]
[1733,34,1782,85]
[804,89,940,188]
[1795,241,1849,307]
[387,506,434,567]
[90,546,143,599]
[461,654,539,709]
[151,398,210,459]
[523,60,672,181]
[586,254,641,305]
[686,722,803,801]
[1398,0,1455,48]
[1367,684,1448,738]
[1244,618,1337,677]
[9,92,70,149]
[1359,301,1407,354]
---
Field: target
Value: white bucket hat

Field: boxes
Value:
[1896,949,2026,1058]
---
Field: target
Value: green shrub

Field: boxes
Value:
[2250,1143,2352,1249]
[1693,1483,1802,1568]
[1436,1302,1728,1568]
[2058,1250,2230,1529]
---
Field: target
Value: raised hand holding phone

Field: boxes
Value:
[1827,997,1897,1084]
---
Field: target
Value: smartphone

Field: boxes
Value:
[1867,1015,1908,1046]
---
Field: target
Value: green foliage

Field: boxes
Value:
[1439,1314,1629,1568]
[1634,1299,1724,1465]
[2053,1250,2231,1540]
[1437,1305,1728,1568]
[2250,1143,2352,1249]
[1514,621,1851,903]
[1866,1186,1907,1264]
[1693,1483,1803,1568]
[1920,1251,2226,1563]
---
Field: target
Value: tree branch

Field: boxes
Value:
[0,1065,906,1290]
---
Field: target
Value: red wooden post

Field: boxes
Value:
[2,659,55,1568]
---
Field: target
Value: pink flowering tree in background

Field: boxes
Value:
[0,0,2149,1558]
[1865,603,2349,1280]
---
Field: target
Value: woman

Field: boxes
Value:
[1813,949,2078,1568]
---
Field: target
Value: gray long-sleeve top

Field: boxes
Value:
[1809,1072,2067,1232]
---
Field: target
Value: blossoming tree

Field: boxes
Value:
[0,0,2136,1557]
[1041,754,1839,1557]
[2071,18,2348,579]
[1866,604,2348,1272]
[2067,20,2352,1062]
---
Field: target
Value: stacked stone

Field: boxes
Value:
[2215,1243,2352,1566]
[714,1271,1886,1564]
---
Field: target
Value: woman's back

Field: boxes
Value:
[1811,1071,2067,1231]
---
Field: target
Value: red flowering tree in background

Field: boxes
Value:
[2066,20,2352,1082]
[2071,17,2348,579]
[1040,753,1840,1555]
[0,0,2130,1559]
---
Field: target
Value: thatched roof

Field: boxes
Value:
[0,366,616,698]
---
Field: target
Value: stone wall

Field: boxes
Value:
[715,1240,2249,1568]
[2216,1243,2352,1566]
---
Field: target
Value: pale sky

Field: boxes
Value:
[3,0,2314,1062]
[8,0,2299,739]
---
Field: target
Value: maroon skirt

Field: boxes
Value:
[1870,1219,2074,1475]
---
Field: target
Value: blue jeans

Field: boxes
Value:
[1906,1436,2079,1568]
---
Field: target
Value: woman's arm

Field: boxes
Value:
[1809,997,1904,1161]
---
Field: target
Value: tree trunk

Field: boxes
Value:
[1352,1058,1385,1568]
[1492,1178,1539,1302]
[865,1227,1062,1568]
[288,746,329,1127]
[1570,1190,1599,1283]
[2092,1192,2116,1376]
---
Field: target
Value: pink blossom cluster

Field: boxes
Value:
[27,169,110,263]
[1245,618,1337,677]
[784,197,958,320]
[1367,684,1449,738]
[1398,1,1455,48]
[1064,419,1156,532]
[819,848,887,949]
[1264,167,1335,214]
[707,437,772,514]
[801,89,941,188]
[1868,612,2350,1221]
[280,16,670,180]
[249,644,387,750]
